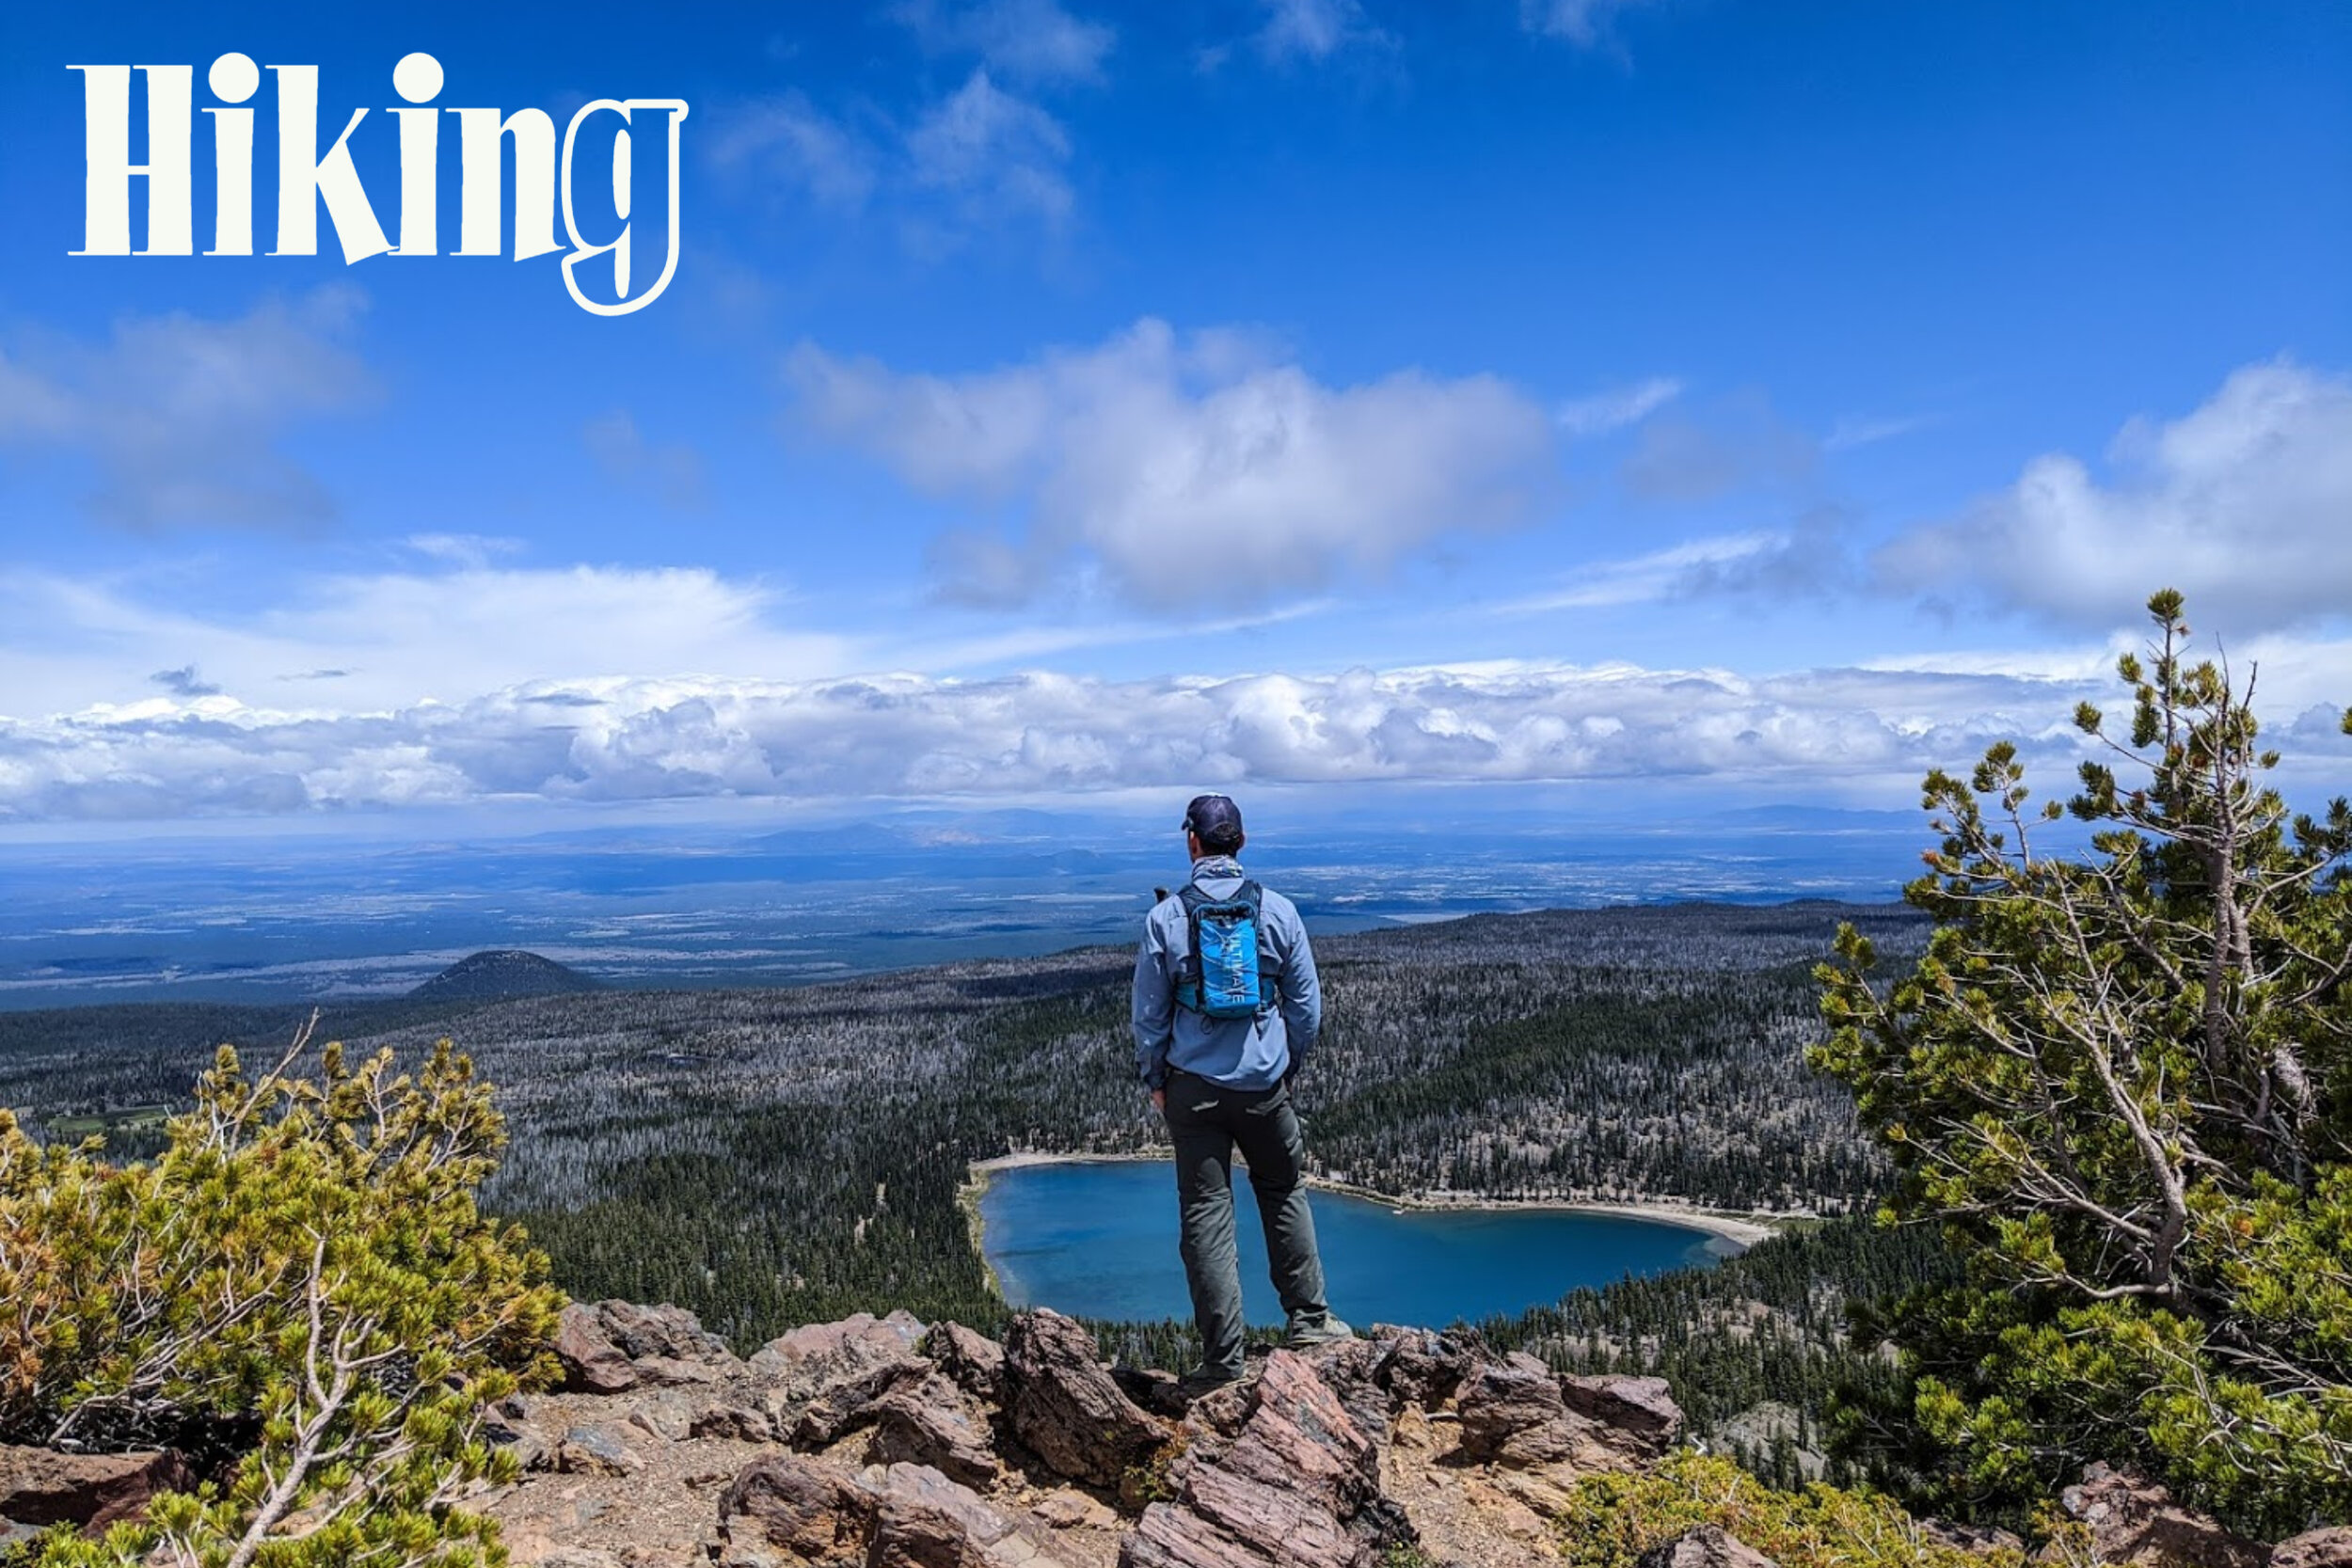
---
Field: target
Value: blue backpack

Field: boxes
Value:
[1175,881,1276,1020]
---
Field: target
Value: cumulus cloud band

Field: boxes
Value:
[1,656,2273,822]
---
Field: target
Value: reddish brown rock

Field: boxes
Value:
[1454,1353,1581,1466]
[1120,1351,1410,1568]
[0,1445,193,1530]
[753,1312,931,1406]
[692,1402,780,1443]
[869,1461,1070,1568]
[869,1375,1006,1490]
[1297,1336,1398,1449]
[555,1422,644,1477]
[748,1310,939,1451]
[1368,1326,1478,1412]
[925,1322,1008,1404]
[1562,1373,1683,1458]
[1918,1518,2026,1558]
[554,1301,638,1394]
[1002,1309,1168,1488]
[1637,1524,1781,1568]
[2273,1528,2352,1568]
[2058,1464,2265,1568]
[752,1311,928,1386]
[596,1300,740,1370]
[719,1452,879,1566]
[790,1358,935,1449]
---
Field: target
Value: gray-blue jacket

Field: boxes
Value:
[1132,855,1321,1092]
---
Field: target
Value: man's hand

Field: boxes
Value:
[1152,1087,1167,1113]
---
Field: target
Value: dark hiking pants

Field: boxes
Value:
[1161,1068,1332,1379]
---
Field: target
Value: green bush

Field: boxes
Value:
[0,1028,563,1568]
[1815,590,2352,1537]
[1555,1451,2023,1568]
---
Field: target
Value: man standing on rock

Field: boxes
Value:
[1133,793,1351,1387]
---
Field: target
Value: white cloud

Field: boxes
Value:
[1499,531,1785,611]
[786,318,1557,610]
[1253,0,1394,62]
[403,533,524,568]
[706,95,880,210]
[905,70,1075,231]
[8,650,2339,823]
[0,288,373,531]
[4,553,2343,822]
[1521,0,1671,50]
[894,0,1117,85]
[1823,411,1936,451]
[1873,359,2352,632]
[0,563,856,719]
[1556,375,1682,436]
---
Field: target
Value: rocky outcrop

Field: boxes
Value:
[720,1452,879,1565]
[1121,1350,1398,1568]
[0,1445,193,1531]
[1001,1311,1168,1490]
[1637,1524,1779,1568]
[12,1297,2331,1568]
[2055,1463,2266,1568]
[557,1299,746,1395]
[1561,1374,1682,1461]
[1457,1352,1586,1466]
[2273,1528,2352,1568]
[1917,1518,2026,1558]
[468,1302,1696,1568]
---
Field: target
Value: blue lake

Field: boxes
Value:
[977,1160,1737,1328]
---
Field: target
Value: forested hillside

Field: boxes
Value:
[0,900,1933,1466]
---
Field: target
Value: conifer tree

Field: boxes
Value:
[0,1023,562,1567]
[1816,590,2352,1536]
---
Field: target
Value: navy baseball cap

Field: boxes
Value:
[1182,794,1245,848]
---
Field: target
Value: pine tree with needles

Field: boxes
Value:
[0,1022,563,1568]
[1816,589,2352,1537]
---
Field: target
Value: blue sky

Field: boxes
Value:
[1,0,2348,832]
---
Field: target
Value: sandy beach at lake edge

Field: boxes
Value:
[961,1148,1789,1252]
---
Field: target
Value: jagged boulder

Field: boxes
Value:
[554,1302,639,1393]
[1121,1349,1409,1568]
[555,1299,743,1393]
[0,1445,194,1532]
[598,1301,745,1383]
[1562,1374,1682,1460]
[1456,1352,1584,1466]
[869,1374,1006,1490]
[924,1323,1007,1404]
[1002,1309,1168,1488]
[1917,1518,2027,1558]
[1637,1524,1780,1568]
[2273,1528,2352,1568]
[753,1311,931,1433]
[1368,1325,1480,1411]
[719,1452,879,1566]
[2057,1464,2265,1568]
[870,1461,1072,1568]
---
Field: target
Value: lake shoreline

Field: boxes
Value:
[962,1149,1790,1258]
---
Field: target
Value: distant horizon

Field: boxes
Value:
[0,801,1940,1009]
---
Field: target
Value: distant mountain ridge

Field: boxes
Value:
[409,950,598,1002]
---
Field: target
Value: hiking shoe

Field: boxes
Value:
[1178,1364,1244,1395]
[1285,1314,1355,1349]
